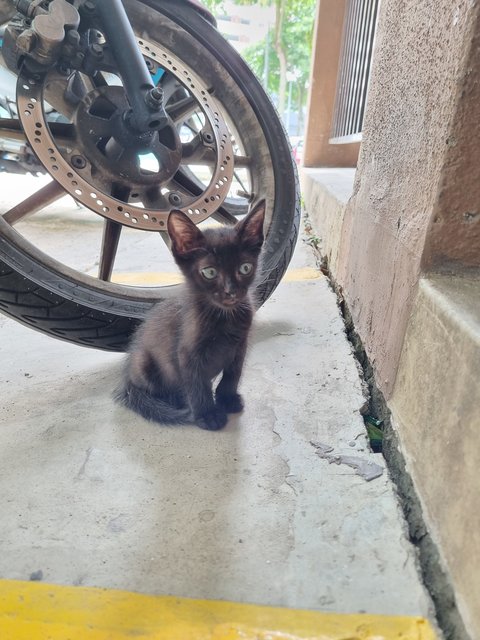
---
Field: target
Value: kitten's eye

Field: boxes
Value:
[239,262,253,275]
[201,266,218,280]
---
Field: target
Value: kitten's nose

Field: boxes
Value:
[224,278,235,297]
[223,280,237,305]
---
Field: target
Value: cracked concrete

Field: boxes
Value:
[0,231,434,619]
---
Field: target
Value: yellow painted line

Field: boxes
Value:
[110,267,321,286]
[111,271,183,285]
[0,580,436,640]
[283,267,321,282]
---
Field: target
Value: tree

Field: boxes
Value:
[203,0,316,133]
[242,0,315,132]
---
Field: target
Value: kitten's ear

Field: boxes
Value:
[168,210,206,258]
[238,199,266,251]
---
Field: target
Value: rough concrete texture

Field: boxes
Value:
[0,238,433,618]
[302,168,355,274]
[328,0,480,398]
[391,275,480,638]
[422,16,480,270]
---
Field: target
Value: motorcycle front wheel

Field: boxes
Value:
[0,0,300,350]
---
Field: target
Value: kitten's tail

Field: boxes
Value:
[114,382,192,425]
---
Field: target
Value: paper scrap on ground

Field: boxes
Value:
[311,441,384,481]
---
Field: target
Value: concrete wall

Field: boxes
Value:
[390,275,480,637]
[422,19,480,270]
[335,0,480,397]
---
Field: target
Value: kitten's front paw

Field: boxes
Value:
[216,392,244,414]
[196,406,228,431]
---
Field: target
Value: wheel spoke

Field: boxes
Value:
[159,72,184,103]
[98,218,122,281]
[233,170,249,194]
[180,155,216,167]
[111,182,131,207]
[170,169,204,199]
[179,149,251,169]
[181,134,216,166]
[3,180,66,225]
[159,230,172,249]
[48,121,77,139]
[165,180,197,201]
[167,95,198,124]
[232,155,251,168]
[0,118,26,143]
[0,119,75,149]
[142,188,170,210]
[170,170,246,223]
[212,208,238,226]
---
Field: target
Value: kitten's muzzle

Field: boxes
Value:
[216,289,241,308]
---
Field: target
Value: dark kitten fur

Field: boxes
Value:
[115,200,266,430]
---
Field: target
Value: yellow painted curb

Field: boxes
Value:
[109,267,321,286]
[0,580,436,640]
[111,271,183,285]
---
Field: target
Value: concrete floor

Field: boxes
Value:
[0,189,433,618]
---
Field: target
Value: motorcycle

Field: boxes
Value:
[0,0,300,350]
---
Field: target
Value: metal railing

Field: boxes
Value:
[330,0,380,143]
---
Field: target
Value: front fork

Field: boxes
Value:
[4,0,169,133]
[94,0,168,132]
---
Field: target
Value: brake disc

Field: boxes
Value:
[17,38,235,232]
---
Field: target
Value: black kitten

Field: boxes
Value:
[115,200,266,430]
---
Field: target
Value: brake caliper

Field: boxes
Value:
[3,0,80,73]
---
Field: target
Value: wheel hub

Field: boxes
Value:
[74,85,182,189]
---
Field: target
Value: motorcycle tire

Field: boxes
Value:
[0,0,300,351]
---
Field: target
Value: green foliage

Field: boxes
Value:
[207,0,315,120]
[202,0,227,13]
[243,4,314,97]
[365,416,384,453]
